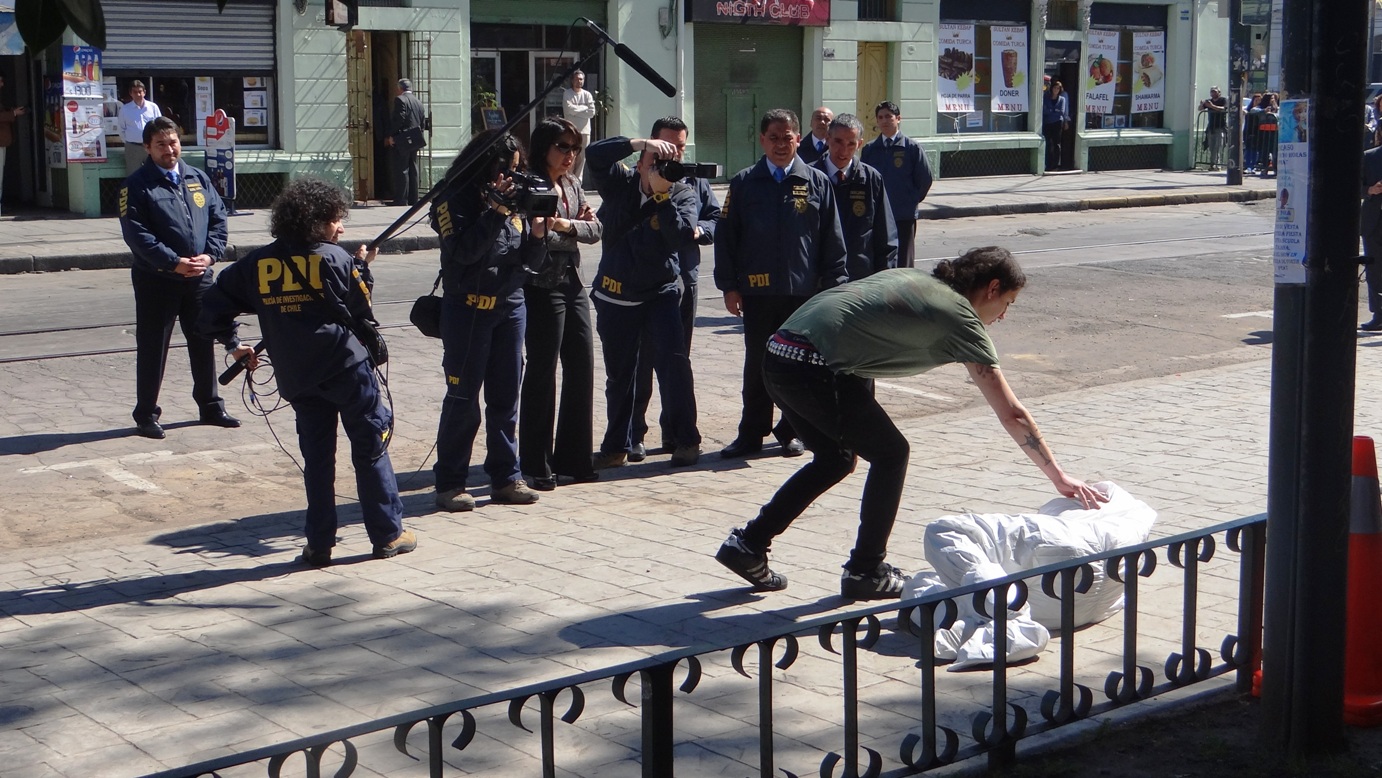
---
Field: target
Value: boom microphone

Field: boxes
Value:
[583,19,677,98]
[218,341,267,386]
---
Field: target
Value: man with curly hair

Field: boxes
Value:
[200,177,416,566]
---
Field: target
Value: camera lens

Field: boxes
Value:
[654,159,687,183]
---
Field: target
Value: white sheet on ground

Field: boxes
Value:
[902,482,1156,671]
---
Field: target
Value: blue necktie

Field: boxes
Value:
[772,166,785,183]
[816,140,825,153]
[167,169,181,186]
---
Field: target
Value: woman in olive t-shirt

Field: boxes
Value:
[712,246,1107,600]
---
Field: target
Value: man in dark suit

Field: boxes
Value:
[1362,144,1382,330]
[860,101,933,268]
[119,116,236,439]
[384,78,426,205]
[796,106,832,164]
[811,113,897,280]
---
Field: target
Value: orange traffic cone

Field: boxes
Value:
[1345,435,1382,726]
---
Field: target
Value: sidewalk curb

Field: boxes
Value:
[918,187,1274,220]
[0,188,1270,275]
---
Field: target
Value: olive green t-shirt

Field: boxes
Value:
[783,268,999,378]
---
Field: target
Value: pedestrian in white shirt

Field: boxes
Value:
[562,70,596,184]
[120,80,161,175]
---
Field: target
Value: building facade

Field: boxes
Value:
[0,0,1234,216]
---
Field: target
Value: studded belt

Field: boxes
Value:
[767,330,827,366]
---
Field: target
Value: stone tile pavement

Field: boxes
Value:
[4,306,1374,776]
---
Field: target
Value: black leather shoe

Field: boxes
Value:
[1361,318,1382,332]
[780,438,805,457]
[200,410,242,428]
[528,476,557,492]
[719,437,763,458]
[134,419,165,439]
[628,442,648,462]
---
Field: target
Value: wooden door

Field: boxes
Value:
[346,31,375,201]
[856,41,889,142]
[724,90,758,179]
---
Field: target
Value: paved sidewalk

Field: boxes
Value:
[0,168,1275,274]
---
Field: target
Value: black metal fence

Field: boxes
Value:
[143,514,1265,778]
[1193,108,1278,177]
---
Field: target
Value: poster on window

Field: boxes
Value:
[1273,99,1309,284]
[1131,32,1165,114]
[990,26,1028,113]
[44,75,66,169]
[937,24,976,113]
[205,110,237,203]
[64,98,107,163]
[61,45,102,98]
[1083,31,1119,114]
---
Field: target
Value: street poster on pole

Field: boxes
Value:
[204,109,237,205]
[1273,99,1309,284]
[990,26,1028,113]
[937,24,976,114]
[60,45,101,98]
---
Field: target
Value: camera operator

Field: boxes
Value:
[586,134,704,469]
[430,129,552,513]
[629,117,720,461]
[199,177,416,566]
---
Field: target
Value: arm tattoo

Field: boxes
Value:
[975,364,996,378]
[1022,432,1053,467]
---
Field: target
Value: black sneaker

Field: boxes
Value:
[715,529,787,591]
[301,545,332,567]
[841,562,908,600]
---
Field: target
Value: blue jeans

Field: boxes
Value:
[293,360,404,550]
[434,298,526,492]
[742,353,909,573]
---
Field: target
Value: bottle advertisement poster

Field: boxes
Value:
[1083,31,1119,114]
[63,98,107,164]
[990,26,1028,113]
[61,45,102,98]
[937,24,976,114]
[1132,32,1165,114]
[205,110,237,203]
[1273,99,1309,284]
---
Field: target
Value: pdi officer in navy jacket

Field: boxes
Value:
[200,177,416,566]
[859,101,933,268]
[587,133,704,469]
[119,115,236,439]
[714,108,848,459]
[812,113,897,280]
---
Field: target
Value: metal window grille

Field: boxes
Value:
[858,0,892,21]
[1089,144,1169,172]
[939,147,1034,177]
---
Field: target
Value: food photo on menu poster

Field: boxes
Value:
[1131,31,1165,114]
[937,23,976,113]
[990,25,1028,113]
[1083,30,1118,114]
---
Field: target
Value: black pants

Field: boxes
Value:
[1043,121,1064,170]
[741,353,909,573]
[632,273,697,447]
[1367,235,1382,315]
[895,219,918,268]
[737,294,802,443]
[519,266,597,479]
[594,292,700,454]
[392,145,419,205]
[131,268,223,423]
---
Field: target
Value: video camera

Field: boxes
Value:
[488,170,559,217]
[652,159,722,183]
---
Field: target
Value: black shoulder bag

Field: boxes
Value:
[281,253,388,366]
[410,270,443,338]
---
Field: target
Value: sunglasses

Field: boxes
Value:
[554,142,582,155]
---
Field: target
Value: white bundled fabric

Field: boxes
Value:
[902,482,1155,671]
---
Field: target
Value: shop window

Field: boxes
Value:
[108,75,275,147]
[935,22,1031,135]
[1081,28,1166,130]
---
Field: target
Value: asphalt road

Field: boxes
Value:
[0,200,1297,547]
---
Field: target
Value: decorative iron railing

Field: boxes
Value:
[143,513,1265,778]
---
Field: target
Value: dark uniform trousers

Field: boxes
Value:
[738,294,804,443]
[895,219,918,268]
[632,272,697,447]
[435,298,526,493]
[131,267,224,423]
[594,291,700,454]
[393,146,420,206]
[294,359,405,550]
[519,266,597,480]
[742,353,909,574]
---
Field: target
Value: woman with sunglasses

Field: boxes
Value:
[429,129,551,512]
[519,118,604,490]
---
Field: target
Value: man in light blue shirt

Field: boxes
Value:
[119,80,161,175]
